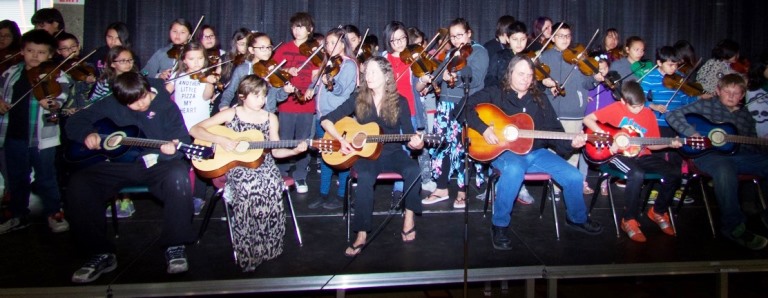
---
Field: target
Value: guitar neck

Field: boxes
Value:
[118,136,174,149]
[725,135,768,147]
[366,134,418,143]
[628,137,679,146]
[518,130,582,141]
[248,139,307,149]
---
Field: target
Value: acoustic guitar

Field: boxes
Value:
[677,113,768,156]
[466,103,611,162]
[321,117,442,169]
[192,125,339,178]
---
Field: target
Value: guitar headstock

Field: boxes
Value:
[685,136,711,150]
[312,139,341,153]
[587,132,613,148]
[422,134,443,147]
[181,143,215,160]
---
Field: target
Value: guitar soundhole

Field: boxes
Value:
[234,141,250,153]
[351,132,366,149]
[614,134,630,149]
[103,133,125,151]
[502,126,518,141]
[709,129,726,147]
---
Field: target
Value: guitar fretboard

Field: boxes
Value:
[518,130,584,140]
[114,136,169,148]
[248,139,307,149]
[725,135,768,146]
[366,134,418,143]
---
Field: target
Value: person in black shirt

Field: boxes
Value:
[320,56,425,257]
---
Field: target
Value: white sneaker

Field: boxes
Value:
[296,179,309,194]
[517,187,535,204]
[48,212,70,233]
[421,180,437,192]
[165,246,188,274]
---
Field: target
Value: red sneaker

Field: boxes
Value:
[647,208,675,236]
[621,219,647,242]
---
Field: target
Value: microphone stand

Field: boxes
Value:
[453,73,472,298]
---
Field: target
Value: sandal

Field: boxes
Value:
[401,228,416,243]
[453,191,466,209]
[600,180,608,196]
[344,242,365,257]
[422,190,450,205]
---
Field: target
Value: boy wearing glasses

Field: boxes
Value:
[539,22,604,195]
[583,81,682,243]
[56,32,97,115]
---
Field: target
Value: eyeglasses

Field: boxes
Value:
[252,46,272,51]
[58,45,79,52]
[390,36,407,44]
[203,34,216,40]
[449,32,466,40]
[555,34,572,39]
[114,59,134,65]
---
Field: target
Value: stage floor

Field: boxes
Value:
[2,164,768,297]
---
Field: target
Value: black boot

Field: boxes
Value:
[491,225,513,250]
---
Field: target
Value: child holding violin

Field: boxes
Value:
[190,75,308,271]
[166,41,216,130]
[0,29,70,234]
[538,22,603,195]
[304,28,358,210]
[142,18,192,80]
[56,32,98,115]
[609,36,646,83]
[528,17,553,53]
[218,32,294,113]
[220,28,251,87]
[271,12,320,194]
[421,18,488,209]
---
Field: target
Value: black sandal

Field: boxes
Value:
[401,228,416,243]
[344,243,364,257]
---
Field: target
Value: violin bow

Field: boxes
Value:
[556,28,600,95]
[419,43,463,92]
[165,59,232,83]
[663,57,704,109]
[0,52,21,65]
[9,52,76,110]
[532,21,565,62]
[312,25,344,91]
[579,29,601,60]
[296,41,325,73]
[356,28,370,58]
[63,49,98,74]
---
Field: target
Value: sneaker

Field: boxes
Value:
[615,180,627,188]
[621,219,647,242]
[48,211,70,233]
[565,218,603,235]
[647,190,659,205]
[475,190,487,201]
[165,245,189,274]
[647,208,675,236]
[308,195,326,209]
[421,180,437,193]
[193,197,205,216]
[295,179,309,194]
[516,187,534,205]
[71,253,117,283]
[121,199,136,215]
[725,223,768,250]
[0,217,29,234]
[323,195,343,210]
[672,189,695,204]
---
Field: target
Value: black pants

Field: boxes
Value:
[609,154,682,220]
[352,150,422,232]
[67,159,196,255]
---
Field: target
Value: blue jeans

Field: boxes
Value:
[694,151,768,234]
[315,119,348,197]
[3,139,61,217]
[490,149,587,227]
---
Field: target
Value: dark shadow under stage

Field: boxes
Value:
[2,167,768,297]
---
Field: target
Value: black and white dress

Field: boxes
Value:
[224,113,285,271]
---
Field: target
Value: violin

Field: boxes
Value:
[356,43,374,64]
[166,44,184,60]
[400,44,438,78]
[322,55,344,91]
[606,48,625,61]
[27,61,65,123]
[522,51,565,96]
[562,44,601,77]
[446,44,473,88]
[731,57,750,74]
[663,73,704,97]
[190,69,223,91]
[0,49,22,74]
[232,53,247,67]
[252,59,303,101]
[205,48,221,65]
[631,60,655,79]
[299,39,325,68]
[62,60,97,82]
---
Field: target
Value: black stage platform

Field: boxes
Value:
[2,164,768,297]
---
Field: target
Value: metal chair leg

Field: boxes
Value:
[197,188,223,242]
[607,182,620,238]
[700,179,717,238]
[547,180,559,240]
[483,172,499,217]
[345,175,354,242]
[222,197,238,264]
[284,185,303,246]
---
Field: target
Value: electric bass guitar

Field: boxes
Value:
[321,117,442,169]
[65,118,214,165]
[582,121,710,164]
[192,125,339,178]
[466,103,612,162]
[677,113,768,156]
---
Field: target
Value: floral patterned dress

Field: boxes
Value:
[224,113,285,271]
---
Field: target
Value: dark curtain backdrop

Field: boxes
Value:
[83,0,768,69]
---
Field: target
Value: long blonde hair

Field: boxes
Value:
[355,56,400,125]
